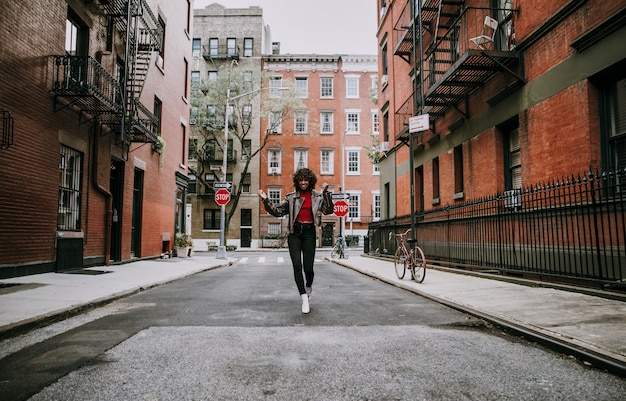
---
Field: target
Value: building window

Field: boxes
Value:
[242,104,252,126]
[454,145,464,195]
[505,128,521,190]
[383,110,389,142]
[269,111,282,133]
[153,96,162,135]
[295,111,308,134]
[66,10,87,57]
[268,222,281,235]
[207,106,217,125]
[243,71,253,92]
[189,137,198,159]
[157,16,166,67]
[269,77,283,98]
[269,149,282,174]
[243,38,253,57]
[227,38,237,57]
[203,208,220,230]
[373,193,381,221]
[268,189,281,205]
[294,149,308,170]
[606,76,626,171]
[320,112,333,134]
[192,38,201,57]
[204,173,216,195]
[372,110,379,134]
[346,148,360,175]
[348,194,360,220]
[181,124,186,165]
[183,59,189,97]
[321,77,333,98]
[432,157,440,201]
[296,77,308,98]
[58,145,82,231]
[242,173,251,193]
[242,139,251,160]
[346,111,360,133]
[209,38,218,56]
[191,71,200,86]
[346,76,359,98]
[321,149,334,174]
[190,107,198,125]
[208,71,217,81]
[188,173,196,194]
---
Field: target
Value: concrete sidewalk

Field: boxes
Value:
[0,254,232,337]
[329,255,626,376]
[1,251,625,376]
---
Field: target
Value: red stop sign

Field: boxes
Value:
[334,200,349,217]
[215,188,231,206]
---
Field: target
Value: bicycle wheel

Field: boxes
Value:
[331,246,339,259]
[394,248,406,279]
[410,246,426,283]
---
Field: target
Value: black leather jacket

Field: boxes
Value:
[262,189,334,233]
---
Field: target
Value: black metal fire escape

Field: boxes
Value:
[392,0,525,143]
[51,0,163,147]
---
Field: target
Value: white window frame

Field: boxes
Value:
[58,145,82,231]
[346,75,359,98]
[346,147,361,175]
[294,149,308,170]
[269,111,282,134]
[269,77,283,98]
[268,149,282,174]
[346,110,360,134]
[372,110,379,134]
[320,112,334,134]
[227,38,237,56]
[268,222,281,235]
[320,149,334,175]
[268,189,281,205]
[321,76,333,98]
[192,38,201,58]
[295,76,309,98]
[372,192,380,221]
[347,192,361,222]
[294,111,308,134]
[209,38,218,56]
[243,38,253,57]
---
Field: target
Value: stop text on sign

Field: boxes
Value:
[215,188,231,206]
[334,200,349,217]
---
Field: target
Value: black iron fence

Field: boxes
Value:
[368,169,626,291]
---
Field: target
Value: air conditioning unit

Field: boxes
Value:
[504,189,521,209]
[379,141,390,151]
[381,75,389,86]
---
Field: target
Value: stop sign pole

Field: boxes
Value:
[333,198,349,238]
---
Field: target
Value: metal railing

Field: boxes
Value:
[369,168,626,290]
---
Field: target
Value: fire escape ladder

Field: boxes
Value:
[96,0,162,144]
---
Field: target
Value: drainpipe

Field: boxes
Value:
[93,124,112,265]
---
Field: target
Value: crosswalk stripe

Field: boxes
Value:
[258,257,266,263]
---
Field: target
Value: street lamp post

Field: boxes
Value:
[216,83,289,259]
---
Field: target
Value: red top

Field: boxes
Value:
[296,191,314,223]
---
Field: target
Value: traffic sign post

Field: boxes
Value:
[333,199,349,217]
[215,188,231,206]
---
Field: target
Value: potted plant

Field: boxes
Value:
[175,232,192,257]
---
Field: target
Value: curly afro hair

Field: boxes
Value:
[292,168,318,190]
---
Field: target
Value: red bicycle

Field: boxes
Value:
[390,229,426,283]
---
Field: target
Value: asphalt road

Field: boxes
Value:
[1,252,625,400]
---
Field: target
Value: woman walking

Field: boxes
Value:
[258,168,334,314]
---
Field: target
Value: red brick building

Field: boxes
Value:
[373,0,626,285]
[259,54,380,247]
[377,0,626,216]
[0,0,192,277]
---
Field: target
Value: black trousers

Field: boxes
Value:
[288,222,317,295]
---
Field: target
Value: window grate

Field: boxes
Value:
[1,109,14,150]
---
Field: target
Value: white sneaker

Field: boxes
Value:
[306,286,312,299]
[301,294,310,314]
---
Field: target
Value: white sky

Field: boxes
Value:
[194,0,378,55]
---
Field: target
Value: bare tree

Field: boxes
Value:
[188,68,302,238]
